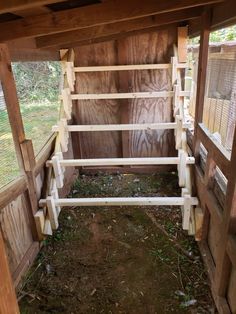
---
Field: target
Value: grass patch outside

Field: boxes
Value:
[0,101,59,188]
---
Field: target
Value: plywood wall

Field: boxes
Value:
[73,27,177,163]
[0,192,34,274]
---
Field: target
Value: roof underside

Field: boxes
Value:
[0,0,235,61]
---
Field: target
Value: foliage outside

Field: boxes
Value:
[0,62,61,188]
[190,25,236,44]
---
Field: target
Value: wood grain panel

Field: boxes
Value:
[73,41,122,158]
[122,30,176,157]
[0,192,34,274]
[227,266,236,313]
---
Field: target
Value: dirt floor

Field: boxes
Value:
[19,172,216,314]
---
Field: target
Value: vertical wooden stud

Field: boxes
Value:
[179,150,187,187]
[178,26,188,63]
[171,56,178,86]
[193,9,212,158]
[182,190,192,230]
[62,87,72,120]
[52,155,64,188]
[46,196,59,230]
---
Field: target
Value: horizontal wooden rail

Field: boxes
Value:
[39,196,199,207]
[74,63,188,72]
[47,157,195,167]
[68,91,190,100]
[52,122,191,132]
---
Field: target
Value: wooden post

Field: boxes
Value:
[0,44,39,241]
[0,44,25,171]
[192,9,212,242]
[193,9,212,158]
[177,26,188,63]
[0,231,20,314]
[20,140,39,240]
[214,129,236,298]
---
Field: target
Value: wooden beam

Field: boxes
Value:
[39,196,199,207]
[46,157,195,167]
[53,24,180,49]
[0,231,20,314]
[35,7,202,48]
[189,0,236,37]
[52,122,191,132]
[0,0,223,41]
[68,91,190,100]
[0,0,63,14]
[0,176,27,210]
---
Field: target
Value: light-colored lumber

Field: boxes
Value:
[43,218,53,236]
[34,210,45,241]
[46,196,59,230]
[68,91,190,100]
[51,155,64,188]
[171,56,178,85]
[74,63,187,72]
[178,150,187,187]
[52,122,191,132]
[194,207,204,241]
[47,157,195,167]
[61,87,72,119]
[182,189,192,230]
[39,196,199,207]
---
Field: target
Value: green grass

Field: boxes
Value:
[0,101,59,188]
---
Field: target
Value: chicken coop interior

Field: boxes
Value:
[0,0,236,313]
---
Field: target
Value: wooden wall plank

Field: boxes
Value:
[0,231,19,314]
[227,267,236,313]
[0,193,34,274]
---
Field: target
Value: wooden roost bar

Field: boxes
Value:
[0,1,235,313]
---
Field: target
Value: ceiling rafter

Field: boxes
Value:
[0,0,224,42]
[36,7,202,48]
[0,0,64,14]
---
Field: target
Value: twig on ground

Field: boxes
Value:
[145,210,198,262]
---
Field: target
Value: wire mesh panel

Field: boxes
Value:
[189,43,236,156]
[203,51,236,154]
[12,62,62,156]
[0,82,20,188]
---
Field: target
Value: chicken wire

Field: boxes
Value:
[203,51,236,153]
[189,45,236,155]
[0,82,20,188]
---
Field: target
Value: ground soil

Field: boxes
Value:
[19,172,216,314]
